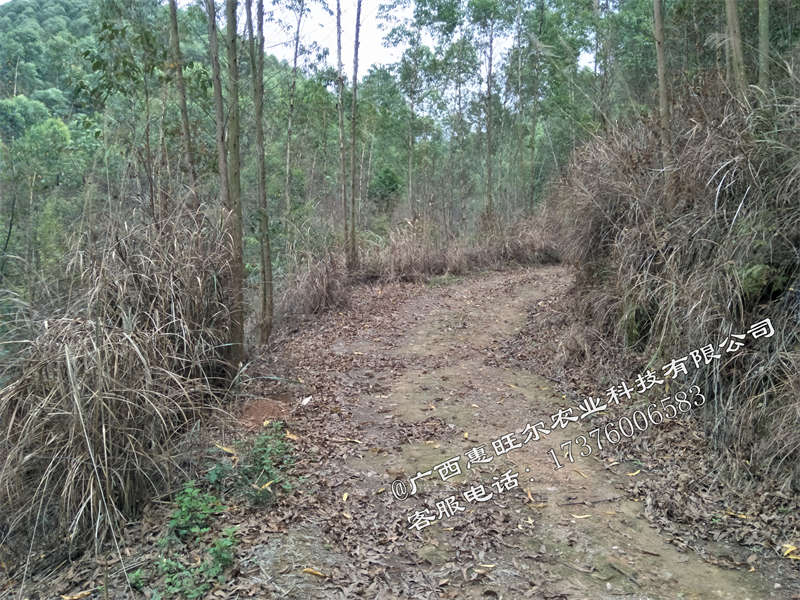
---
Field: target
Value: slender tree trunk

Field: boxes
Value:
[284,0,305,223]
[0,182,16,284]
[653,0,673,206]
[168,0,199,210]
[362,133,374,227]
[143,82,156,220]
[514,0,523,210]
[725,0,746,96]
[205,0,229,214]
[527,0,543,213]
[485,22,494,217]
[26,175,35,302]
[246,0,273,344]
[225,0,245,364]
[528,104,538,213]
[157,87,170,218]
[758,0,769,90]
[408,98,415,220]
[593,0,607,128]
[335,0,348,256]
[347,0,362,270]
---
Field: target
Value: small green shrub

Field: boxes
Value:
[205,422,295,505]
[206,527,238,578]
[168,481,224,540]
[240,422,294,505]
[128,568,145,590]
[205,462,233,490]
[153,528,239,599]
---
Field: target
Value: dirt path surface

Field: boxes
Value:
[239,266,790,599]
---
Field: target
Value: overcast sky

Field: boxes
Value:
[262,1,414,78]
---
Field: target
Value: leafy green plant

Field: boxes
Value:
[158,556,210,599]
[128,568,145,590]
[239,422,294,505]
[155,528,239,599]
[205,527,238,579]
[168,481,224,540]
[203,422,294,506]
[205,462,233,490]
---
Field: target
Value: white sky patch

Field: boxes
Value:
[263,1,413,79]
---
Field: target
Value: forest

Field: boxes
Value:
[0,0,799,597]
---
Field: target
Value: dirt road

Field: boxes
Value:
[241,266,789,599]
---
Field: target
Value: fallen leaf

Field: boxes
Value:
[627,470,641,476]
[302,567,327,578]
[214,443,236,455]
[61,592,92,600]
[725,510,749,519]
[285,432,299,441]
[782,544,797,557]
[300,396,312,406]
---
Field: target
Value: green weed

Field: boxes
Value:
[168,481,224,540]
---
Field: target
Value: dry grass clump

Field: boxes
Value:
[0,210,233,565]
[278,250,350,316]
[546,77,800,489]
[358,217,559,284]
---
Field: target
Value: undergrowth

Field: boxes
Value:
[123,424,294,598]
[545,75,800,491]
[0,208,235,571]
[206,420,295,506]
[278,216,559,317]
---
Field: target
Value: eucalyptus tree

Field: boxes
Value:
[758,0,769,90]
[653,0,672,204]
[466,0,513,218]
[348,0,363,270]
[725,0,746,96]
[245,0,274,344]
[204,0,244,364]
[335,0,347,254]
[168,0,199,209]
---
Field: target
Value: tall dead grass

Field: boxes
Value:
[277,217,559,318]
[0,209,234,566]
[546,77,800,489]
[360,218,559,283]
